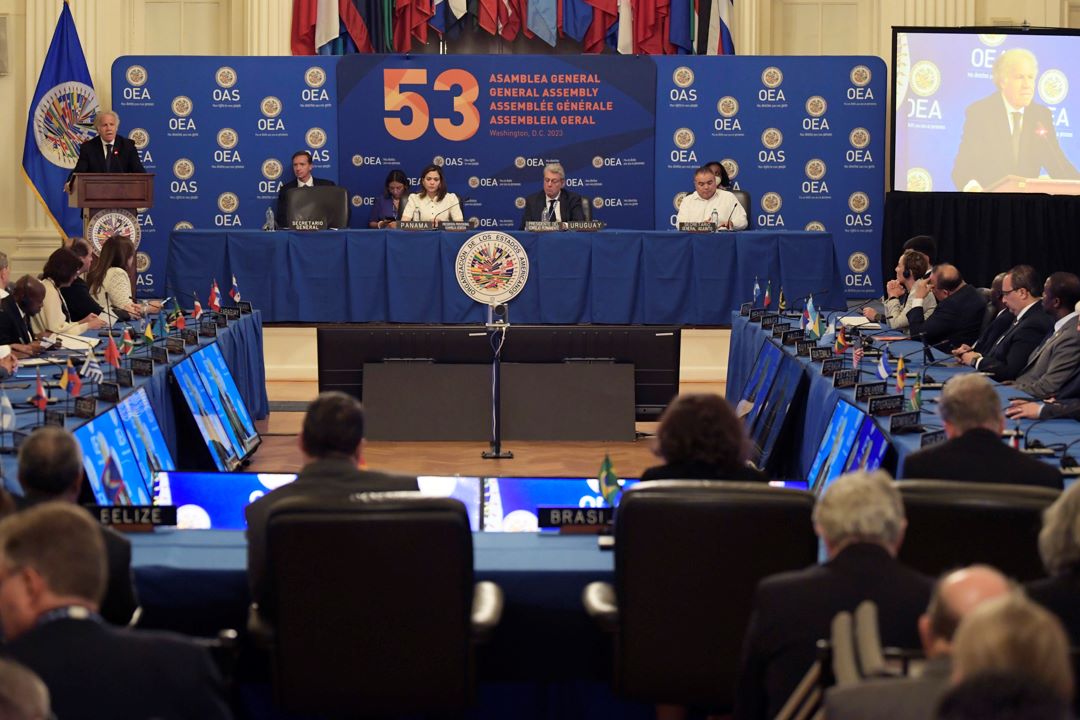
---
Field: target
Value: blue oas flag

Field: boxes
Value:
[22,2,98,239]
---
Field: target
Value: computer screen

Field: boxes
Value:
[807,399,866,494]
[73,408,153,506]
[190,344,261,459]
[736,340,784,430]
[172,357,242,471]
[842,416,891,474]
[116,387,176,481]
[482,476,638,532]
[748,353,806,468]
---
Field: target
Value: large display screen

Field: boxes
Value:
[893,28,1080,193]
[807,399,866,494]
[116,387,176,481]
[172,357,242,471]
[73,409,153,506]
[748,353,805,469]
[843,416,891,474]
[736,340,784,428]
[190,344,260,459]
[483,476,638,532]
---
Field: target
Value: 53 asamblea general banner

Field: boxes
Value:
[337,55,657,230]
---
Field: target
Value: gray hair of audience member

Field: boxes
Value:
[0,658,50,720]
[1038,481,1080,575]
[543,162,566,179]
[951,593,1074,703]
[17,427,83,499]
[0,252,9,271]
[939,374,1002,433]
[812,470,905,551]
[0,503,106,606]
[301,391,365,459]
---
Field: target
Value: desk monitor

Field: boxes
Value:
[748,353,806,469]
[172,357,242,471]
[73,408,152,506]
[482,476,638,532]
[283,185,349,230]
[843,416,891,474]
[116,387,176,481]
[190,344,261,459]
[807,399,866,495]
[737,340,784,430]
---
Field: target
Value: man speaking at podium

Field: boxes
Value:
[520,163,585,228]
[952,48,1080,192]
[67,110,145,183]
[275,150,335,228]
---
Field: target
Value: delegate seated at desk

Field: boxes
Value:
[0,277,46,357]
[676,166,747,230]
[400,164,463,226]
[275,150,335,229]
[369,169,409,229]
[519,163,585,228]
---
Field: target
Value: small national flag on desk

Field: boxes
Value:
[209,280,222,312]
[896,356,906,393]
[104,333,121,369]
[877,352,889,380]
[910,377,922,411]
[81,349,103,384]
[778,287,787,311]
[192,292,204,320]
[763,281,772,308]
[834,326,849,355]
[230,275,241,303]
[119,328,135,355]
[32,370,48,411]
[598,453,620,506]
[852,343,864,369]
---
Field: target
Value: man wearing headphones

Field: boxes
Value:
[863,250,936,329]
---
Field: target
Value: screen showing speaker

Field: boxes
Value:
[189,344,261,459]
[807,399,866,494]
[73,408,153,506]
[172,357,242,471]
[116,387,176,481]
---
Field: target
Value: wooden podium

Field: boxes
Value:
[985,175,1080,195]
[68,173,154,291]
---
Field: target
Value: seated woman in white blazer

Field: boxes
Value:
[399,164,464,226]
[31,247,105,337]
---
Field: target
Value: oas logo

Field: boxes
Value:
[217,192,239,214]
[592,156,604,169]
[306,128,327,149]
[761,128,783,149]
[513,156,526,169]
[88,211,140,254]
[455,231,530,305]
[717,96,739,117]
[1039,69,1069,105]
[171,96,193,117]
[848,252,870,274]
[467,217,481,228]
[805,95,827,117]
[805,221,826,232]
[761,66,783,88]
[261,159,283,181]
[514,197,527,209]
[906,167,933,192]
[260,97,282,117]
[673,128,695,150]
[352,155,364,166]
[351,195,364,207]
[592,197,604,209]
[172,158,195,180]
[673,192,689,210]
[468,176,481,189]
[435,156,448,167]
[672,66,695,88]
[129,128,150,150]
[848,192,870,213]
[215,67,237,88]
[910,61,941,97]
[978,34,1006,47]
[722,159,739,180]
[305,67,327,88]
[760,192,782,214]
[850,65,872,87]
[126,65,148,86]
[849,127,871,149]
[135,252,151,274]
[31,81,97,169]
[174,221,194,231]
[216,128,238,150]
[805,159,826,181]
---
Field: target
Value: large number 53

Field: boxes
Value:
[383,68,480,142]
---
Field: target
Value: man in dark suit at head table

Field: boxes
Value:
[246,391,418,613]
[520,162,586,229]
[0,277,46,358]
[734,471,933,720]
[906,264,987,352]
[0,503,233,719]
[66,110,146,189]
[274,150,336,229]
[901,373,1062,488]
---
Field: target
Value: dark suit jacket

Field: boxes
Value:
[0,295,35,345]
[734,543,932,720]
[60,277,103,321]
[15,496,138,626]
[901,427,1062,489]
[519,189,585,228]
[274,177,336,228]
[639,460,768,483]
[69,135,145,179]
[974,308,1014,352]
[4,617,232,720]
[1037,369,1080,419]
[906,283,986,352]
[952,93,1080,190]
[975,304,1054,381]
[1026,569,1080,646]
[245,456,418,609]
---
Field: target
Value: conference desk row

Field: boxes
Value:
[0,311,269,493]
[726,312,1080,480]
[168,229,847,324]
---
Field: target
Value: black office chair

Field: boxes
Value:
[731,190,751,228]
[896,480,1060,582]
[282,185,349,229]
[248,493,503,716]
[583,481,817,712]
[580,196,593,222]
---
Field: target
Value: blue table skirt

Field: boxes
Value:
[168,229,846,325]
[727,313,1080,480]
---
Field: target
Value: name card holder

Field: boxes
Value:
[740,302,752,317]
[868,394,905,416]
[796,340,815,357]
[166,337,186,356]
[90,505,177,530]
[222,306,241,321]
[749,309,766,323]
[116,368,134,388]
[821,357,844,377]
[678,222,716,233]
[398,221,434,231]
[564,221,605,231]
[855,381,887,403]
[151,346,168,364]
[74,396,97,419]
[98,383,120,404]
[199,320,218,339]
[920,429,946,448]
[781,329,804,346]
[538,506,614,532]
[131,358,154,377]
[890,410,923,434]
[238,301,253,315]
[524,221,561,232]
[832,369,859,388]
[183,328,199,346]
[439,221,470,232]
[810,347,833,362]
[760,314,780,329]
[215,313,228,328]
[44,410,65,427]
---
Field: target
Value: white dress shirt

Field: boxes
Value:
[675,190,748,230]
[400,192,464,223]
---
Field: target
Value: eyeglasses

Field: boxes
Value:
[1001,288,1023,296]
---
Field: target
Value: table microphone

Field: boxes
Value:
[431,196,470,227]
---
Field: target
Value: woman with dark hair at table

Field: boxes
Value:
[60,238,104,321]
[369,169,410,229]
[640,393,768,482]
[400,164,463,226]
[32,247,105,337]
[87,234,145,325]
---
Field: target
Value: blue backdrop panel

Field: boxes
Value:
[336,55,657,230]
[111,57,339,297]
[653,56,887,299]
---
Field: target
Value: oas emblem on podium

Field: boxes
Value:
[455,231,530,307]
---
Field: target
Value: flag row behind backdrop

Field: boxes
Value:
[111,54,885,299]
